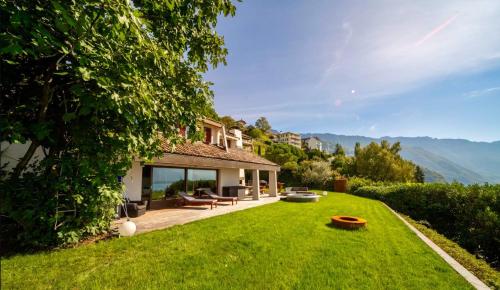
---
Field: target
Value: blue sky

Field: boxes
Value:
[206,0,500,142]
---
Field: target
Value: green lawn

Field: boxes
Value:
[1,192,472,290]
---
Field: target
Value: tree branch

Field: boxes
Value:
[10,68,54,179]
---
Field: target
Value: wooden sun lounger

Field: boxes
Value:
[200,188,238,205]
[179,192,217,209]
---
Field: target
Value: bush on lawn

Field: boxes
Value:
[297,160,333,190]
[347,177,390,192]
[351,182,500,266]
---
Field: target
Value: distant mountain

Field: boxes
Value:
[401,147,486,184]
[302,133,500,184]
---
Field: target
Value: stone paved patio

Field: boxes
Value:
[116,196,281,234]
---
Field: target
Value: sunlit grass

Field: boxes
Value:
[1,192,471,289]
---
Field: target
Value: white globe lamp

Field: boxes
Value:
[119,220,136,237]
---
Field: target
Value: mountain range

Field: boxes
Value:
[302,133,500,184]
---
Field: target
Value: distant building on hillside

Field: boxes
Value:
[275,132,301,148]
[302,136,322,151]
[235,119,247,128]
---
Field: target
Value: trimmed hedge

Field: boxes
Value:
[350,182,500,266]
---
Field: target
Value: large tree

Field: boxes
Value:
[415,165,425,183]
[354,141,416,182]
[255,116,271,132]
[330,144,354,177]
[220,115,236,129]
[298,160,333,189]
[0,0,236,249]
[265,143,306,170]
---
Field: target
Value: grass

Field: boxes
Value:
[402,214,500,289]
[1,192,473,290]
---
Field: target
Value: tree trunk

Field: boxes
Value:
[10,70,54,179]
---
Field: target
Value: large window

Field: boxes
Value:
[144,167,218,200]
[187,169,217,194]
[151,167,185,200]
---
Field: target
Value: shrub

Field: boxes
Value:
[277,169,302,188]
[350,182,500,266]
[346,177,387,192]
[297,160,333,190]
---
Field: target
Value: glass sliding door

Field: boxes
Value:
[187,169,217,195]
[151,167,185,199]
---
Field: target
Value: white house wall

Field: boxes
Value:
[1,142,45,173]
[218,168,241,193]
[239,168,246,185]
[123,161,143,201]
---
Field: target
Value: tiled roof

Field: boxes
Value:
[160,140,278,167]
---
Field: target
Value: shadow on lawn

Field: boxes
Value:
[325,223,368,232]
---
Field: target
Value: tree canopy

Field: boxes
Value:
[354,141,416,182]
[306,148,330,161]
[220,115,236,129]
[298,160,333,188]
[265,143,307,170]
[255,117,271,133]
[0,0,236,249]
[333,143,346,156]
[415,166,425,183]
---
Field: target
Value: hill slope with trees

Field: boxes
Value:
[303,133,500,184]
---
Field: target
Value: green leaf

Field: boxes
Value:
[62,112,76,122]
[78,67,91,81]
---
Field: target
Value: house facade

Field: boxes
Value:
[275,132,301,148]
[123,119,280,208]
[2,119,280,211]
[302,136,322,151]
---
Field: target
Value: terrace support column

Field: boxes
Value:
[269,170,278,197]
[217,169,222,195]
[252,169,260,200]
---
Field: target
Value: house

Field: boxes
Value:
[226,128,253,152]
[302,136,323,151]
[2,118,280,211]
[235,119,247,129]
[123,119,280,209]
[275,132,301,148]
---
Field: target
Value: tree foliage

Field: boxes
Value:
[255,116,271,133]
[305,148,330,161]
[220,115,236,129]
[354,141,416,182]
[0,0,236,250]
[298,160,333,189]
[333,143,345,156]
[246,127,265,140]
[330,144,354,177]
[415,166,425,183]
[265,143,306,170]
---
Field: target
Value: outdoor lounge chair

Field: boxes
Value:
[199,188,238,205]
[120,200,148,218]
[179,192,217,209]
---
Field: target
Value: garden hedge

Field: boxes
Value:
[350,182,500,266]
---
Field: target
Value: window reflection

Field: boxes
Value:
[151,168,184,199]
[187,169,217,195]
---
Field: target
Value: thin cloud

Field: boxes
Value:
[318,1,500,103]
[318,21,353,86]
[464,87,500,98]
